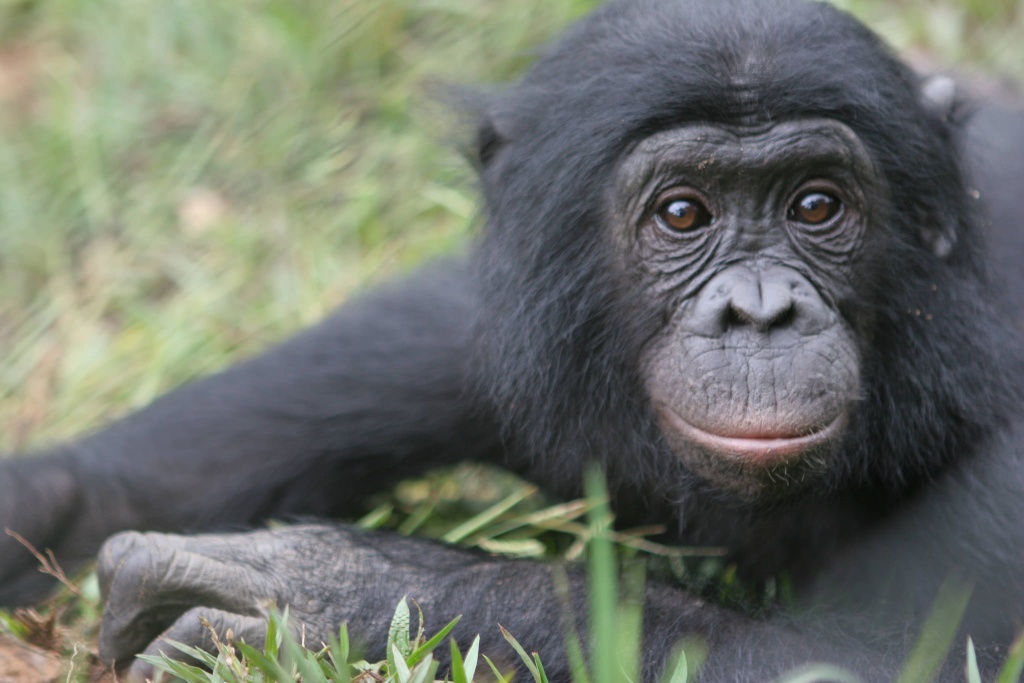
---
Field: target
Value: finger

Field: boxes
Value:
[124,606,270,683]
[98,534,276,663]
[97,531,190,599]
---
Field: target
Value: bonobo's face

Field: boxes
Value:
[614,120,882,499]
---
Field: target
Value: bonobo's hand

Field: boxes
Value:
[0,455,82,606]
[98,525,515,683]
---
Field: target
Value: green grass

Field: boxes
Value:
[0,0,1023,679]
[0,0,600,450]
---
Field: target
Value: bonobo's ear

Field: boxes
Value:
[448,86,516,170]
[475,108,516,168]
[918,74,958,257]
[476,115,507,168]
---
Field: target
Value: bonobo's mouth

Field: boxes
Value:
[658,406,848,466]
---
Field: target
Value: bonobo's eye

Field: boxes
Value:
[788,190,842,226]
[655,193,713,233]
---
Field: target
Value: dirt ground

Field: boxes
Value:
[0,634,61,683]
[0,633,113,683]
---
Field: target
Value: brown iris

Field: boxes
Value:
[657,198,713,232]
[789,191,841,225]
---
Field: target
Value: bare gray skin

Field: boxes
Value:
[613,120,883,498]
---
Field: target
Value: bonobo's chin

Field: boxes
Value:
[655,404,849,501]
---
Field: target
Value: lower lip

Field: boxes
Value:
[658,407,847,466]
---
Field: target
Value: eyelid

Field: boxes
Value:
[649,186,714,218]
[789,179,845,202]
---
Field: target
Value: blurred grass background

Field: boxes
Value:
[0,0,1021,453]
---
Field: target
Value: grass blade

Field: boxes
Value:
[996,631,1024,683]
[387,597,412,675]
[392,643,412,683]
[442,484,537,543]
[775,664,863,683]
[450,638,468,683]
[483,654,514,683]
[500,624,541,683]
[585,465,616,683]
[896,578,972,683]
[463,634,480,683]
[407,615,462,666]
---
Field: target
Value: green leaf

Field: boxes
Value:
[281,623,327,683]
[463,634,480,683]
[407,615,462,666]
[387,596,412,675]
[774,664,863,683]
[392,643,412,683]
[450,638,468,683]
[551,568,591,683]
[585,464,617,683]
[325,625,351,683]
[449,635,481,683]
[533,652,550,683]
[615,561,645,683]
[897,578,972,683]
[264,607,285,661]
[500,625,542,683]
[483,654,513,683]
[357,503,393,529]
[442,484,537,543]
[412,600,426,649]
[407,654,436,683]
[661,648,688,683]
[159,637,221,669]
[237,641,294,682]
[996,631,1024,683]
[964,637,981,683]
[661,639,707,683]
[138,654,210,683]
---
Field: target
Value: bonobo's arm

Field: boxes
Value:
[810,421,1024,658]
[94,433,1024,683]
[96,525,896,683]
[0,261,501,605]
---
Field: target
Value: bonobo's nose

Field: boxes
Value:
[681,265,833,336]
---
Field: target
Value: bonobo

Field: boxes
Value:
[2,0,1024,681]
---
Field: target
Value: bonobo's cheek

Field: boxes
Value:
[645,324,861,499]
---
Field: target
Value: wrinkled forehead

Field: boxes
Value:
[615,118,878,189]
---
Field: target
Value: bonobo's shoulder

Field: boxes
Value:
[963,101,1024,306]
[964,102,1024,188]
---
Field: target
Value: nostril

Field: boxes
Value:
[728,294,795,332]
[681,266,831,337]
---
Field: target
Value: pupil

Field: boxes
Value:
[657,195,711,232]
[670,201,693,219]
[795,192,837,224]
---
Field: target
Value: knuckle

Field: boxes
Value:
[179,606,215,637]
[97,531,147,595]
[175,606,228,648]
[97,532,172,599]
[98,530,147,565]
